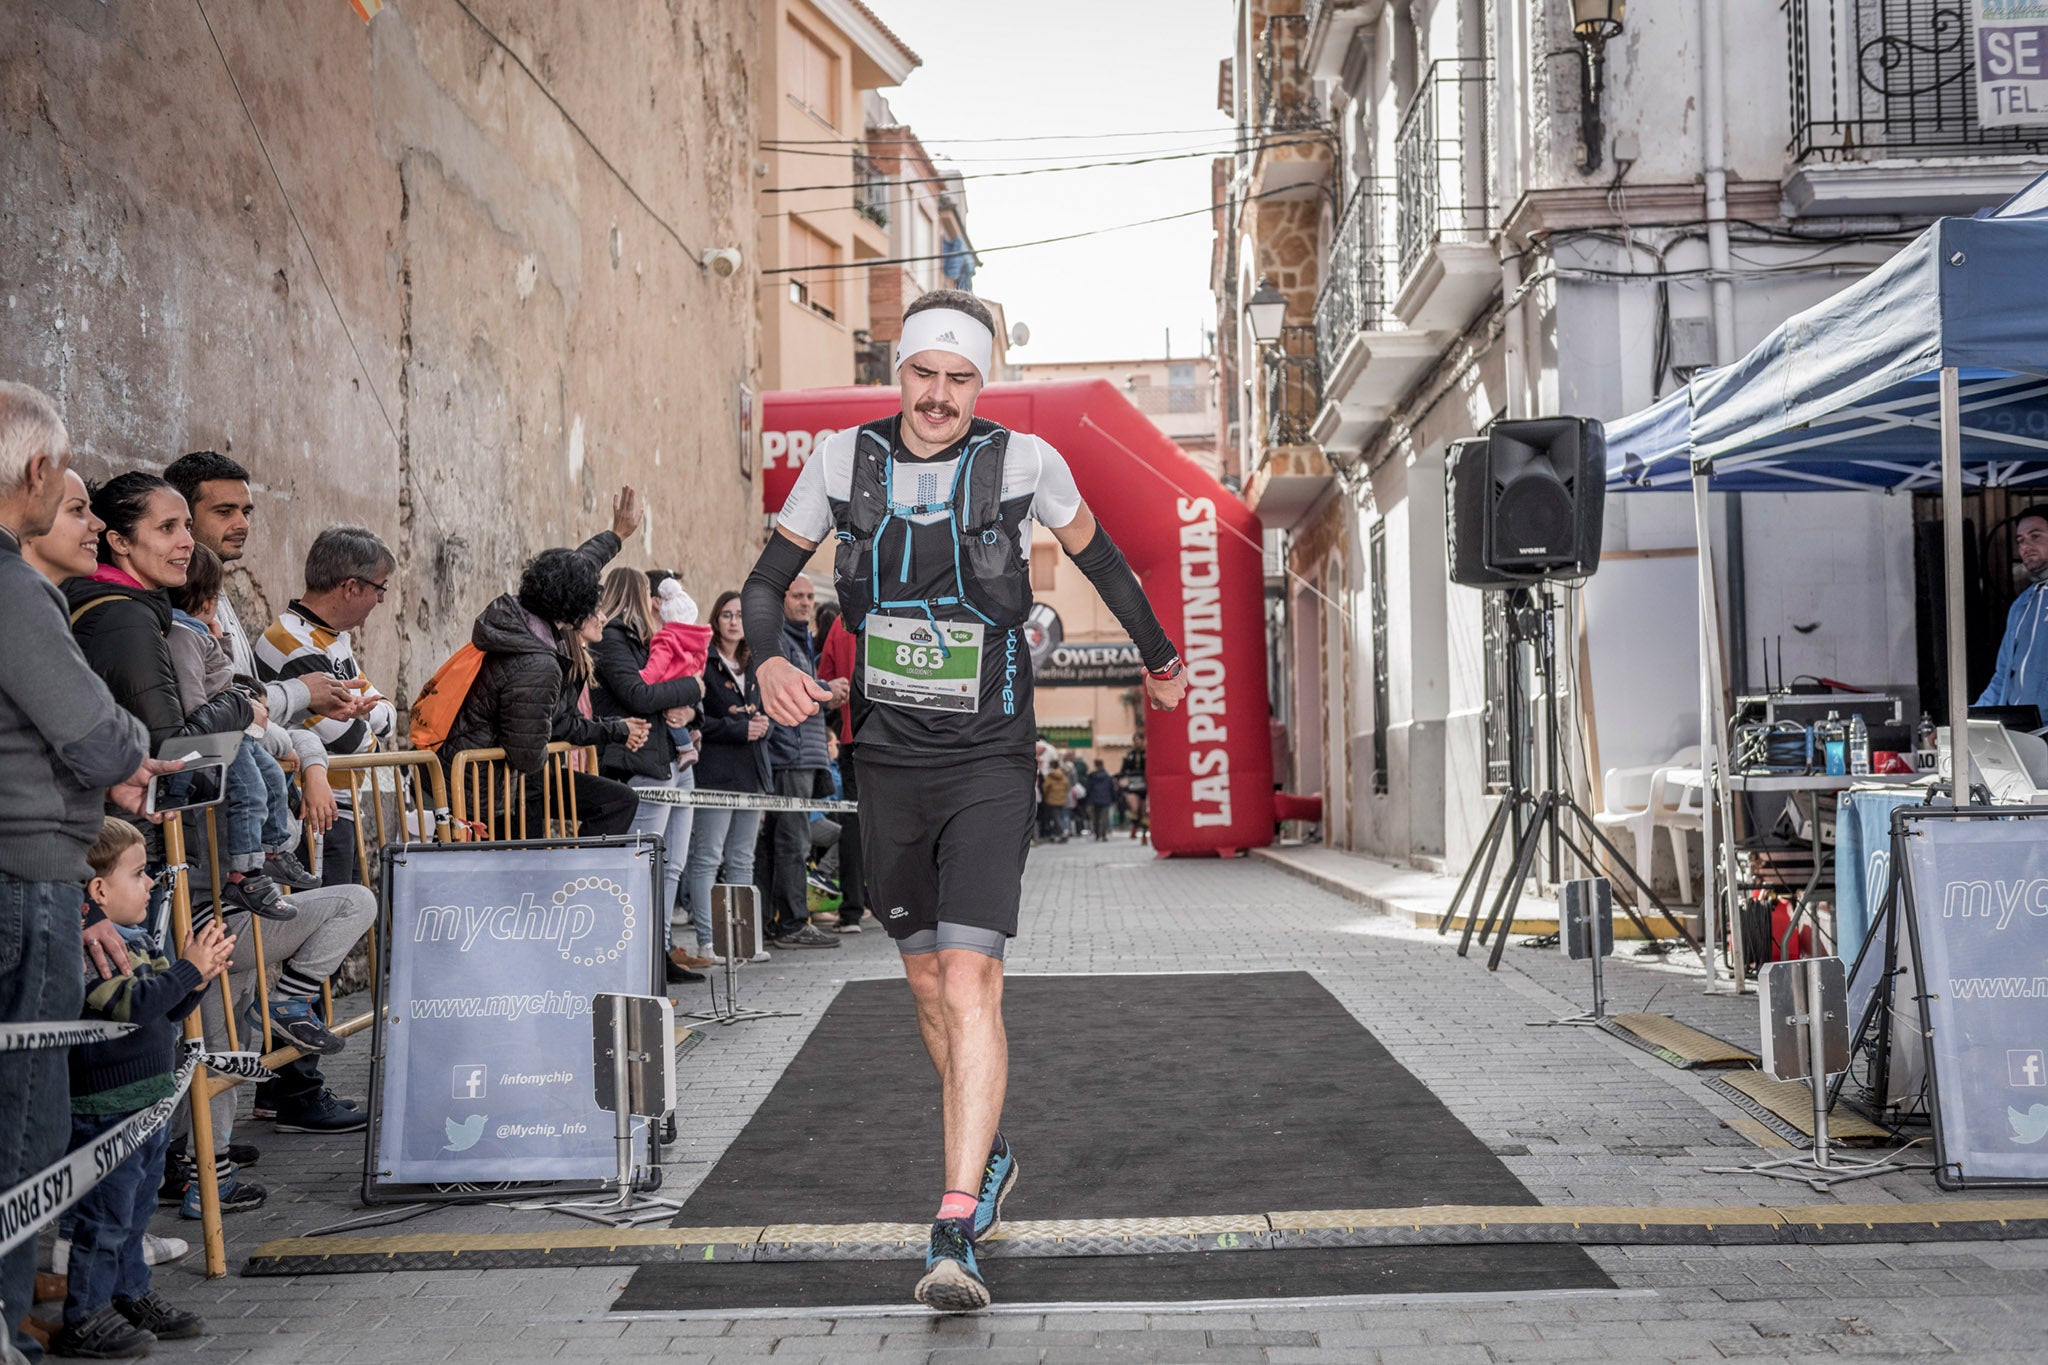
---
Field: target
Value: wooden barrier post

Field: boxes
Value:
[164,817,227,1278]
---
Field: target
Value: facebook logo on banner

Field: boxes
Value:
[452,1063,489,1100]
[2012,1051,2047,1088]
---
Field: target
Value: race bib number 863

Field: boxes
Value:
[863,615,982,713]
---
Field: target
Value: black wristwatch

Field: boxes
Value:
[1147,656,1184,682]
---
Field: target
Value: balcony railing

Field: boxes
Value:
[1788,1,2048,161]
[1257,13,1321,133]
[1313,177,1393,382]
[1394,58,1492,285]
[1264,324,1320,449]
[854,152,890,227]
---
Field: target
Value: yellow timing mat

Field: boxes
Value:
[1710,1069,1895,1144]
[245,1198,2048,1275]
[1600,1012,1759,1069]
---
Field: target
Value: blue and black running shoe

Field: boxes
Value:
[974,1136,1018,1240]
[913,1220,990,1313]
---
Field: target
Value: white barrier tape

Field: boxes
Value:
[0,1042,272,1257]
[0,1021,134,1053]
[631,787,857,814]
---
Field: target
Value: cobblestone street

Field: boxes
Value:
[117,837,2048,1363]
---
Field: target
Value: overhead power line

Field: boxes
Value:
[766,138,1323,195]
[764,136,1254,164]
[192,0,449,540]
[760,123,1243,148]
[762,184,1293,285]
[449,0,704,263]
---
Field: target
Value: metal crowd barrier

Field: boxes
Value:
[167,748,453,1277]
[447,742,595,840]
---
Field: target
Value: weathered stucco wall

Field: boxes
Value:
[2,0,760,708]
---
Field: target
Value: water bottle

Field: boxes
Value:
[1917,712,1938,771]
[1848,713,1870,776]
[1821,711,1847,776]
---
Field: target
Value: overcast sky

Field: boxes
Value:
[867,0,1237,365]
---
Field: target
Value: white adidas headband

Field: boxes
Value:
[894,307,994,383]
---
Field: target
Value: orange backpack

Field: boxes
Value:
[409,643,485,751]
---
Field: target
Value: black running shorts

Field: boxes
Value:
[854,750,1037,948]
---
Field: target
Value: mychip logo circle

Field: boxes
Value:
[552,876,636,965]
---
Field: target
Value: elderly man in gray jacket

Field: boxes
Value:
[0,381,166,1362]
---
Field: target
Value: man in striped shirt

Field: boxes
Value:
[253,525,397,888]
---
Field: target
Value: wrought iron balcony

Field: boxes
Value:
[854,152,890,227]
[1256,13,1321,134]
[1263,325,1320,449]
[1313,177,1393,387]
[1788,1,2048,161]
[1394,58,1493,286]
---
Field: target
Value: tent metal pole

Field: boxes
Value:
[1692,472,1720,992]
[1692,471,1742,991]
[1941,366,1969,807]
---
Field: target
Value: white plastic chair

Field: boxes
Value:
[1654,766,1706,904]
[1591,747,1699,898]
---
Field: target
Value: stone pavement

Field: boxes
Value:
[75,837,2047,1363]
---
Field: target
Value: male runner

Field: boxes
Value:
[744,288,1187,1312]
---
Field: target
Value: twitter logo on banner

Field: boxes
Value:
[2009,1104,2048,1145]
[444,1114,487,1151]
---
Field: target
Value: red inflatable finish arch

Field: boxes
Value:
[759,379,1275,857]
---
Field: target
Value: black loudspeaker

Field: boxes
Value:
[1445,418,1606,588]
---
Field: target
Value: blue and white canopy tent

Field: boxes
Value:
[1601,171,2048,989]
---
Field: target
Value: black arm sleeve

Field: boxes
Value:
[742,532,812,670]
[1071,525,1179,672]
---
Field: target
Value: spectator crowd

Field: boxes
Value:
[0,376,1147,1359]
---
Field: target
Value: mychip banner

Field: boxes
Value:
[1900,811,2048,1186]
[371,838,664,1194]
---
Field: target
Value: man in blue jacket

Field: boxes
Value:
[1978,506,2048,719]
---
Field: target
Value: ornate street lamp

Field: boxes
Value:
[1572,0,1626,173]
[1245,276,1288,346]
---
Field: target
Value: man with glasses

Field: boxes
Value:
[255,525,399,886]
[1979,506,2048,719]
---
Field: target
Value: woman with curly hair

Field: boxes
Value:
[438,519,650,838]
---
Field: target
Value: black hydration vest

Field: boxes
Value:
[831,417,1033,637]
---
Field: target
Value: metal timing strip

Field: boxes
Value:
[243,1201,2048,1275]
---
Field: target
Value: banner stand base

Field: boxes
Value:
[1703,957,1928,1192]
[680,895,800,1028]
[509,993,688,1227]
[1701,1148,1926,1194]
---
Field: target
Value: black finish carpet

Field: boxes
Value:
[613,971,1611,1310]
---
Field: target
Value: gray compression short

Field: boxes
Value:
[896,923,1008,961]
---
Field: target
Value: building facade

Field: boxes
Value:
[756,0,920,391]
[860,100,991,384]
[1217,0,2046,872]
[2,0,763,710]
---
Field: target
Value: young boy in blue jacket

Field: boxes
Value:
[52,819,232,1359]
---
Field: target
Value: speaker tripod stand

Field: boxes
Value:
[1438,587,1702,971]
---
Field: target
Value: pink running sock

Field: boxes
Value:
[936,1191,977,1223]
